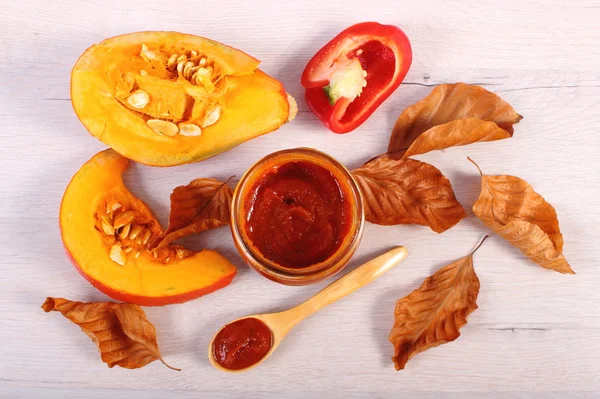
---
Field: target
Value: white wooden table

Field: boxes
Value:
[1,0,599,397]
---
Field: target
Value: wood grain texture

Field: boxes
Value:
[1,0,599,397]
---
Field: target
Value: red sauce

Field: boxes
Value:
[244,161,352,269]
[212,317,273,370]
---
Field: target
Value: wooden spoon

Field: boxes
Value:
[208,246,408,373]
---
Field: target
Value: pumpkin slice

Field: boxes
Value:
[71,32,292,166]
[60,149,237,306]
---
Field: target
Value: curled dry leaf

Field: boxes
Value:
[41,297,180,370]
[152,177,234,249]
[352,156,466,233]
[388,83,522,159]
[389,236,485,371]
[470,158,573,274]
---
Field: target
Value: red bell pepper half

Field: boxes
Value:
[301,22,412,134]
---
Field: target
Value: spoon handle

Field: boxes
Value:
[281,246,408,329]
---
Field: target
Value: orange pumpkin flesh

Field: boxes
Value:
[60,149,237,306]
[71,32,291,166]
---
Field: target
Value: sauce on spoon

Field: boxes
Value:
[212,317,273,370]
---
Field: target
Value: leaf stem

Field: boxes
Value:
[469,235,489,257]
[467,157,483,177]
[159,358,182,371]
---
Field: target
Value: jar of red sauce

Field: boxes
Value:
[231,148,364,285]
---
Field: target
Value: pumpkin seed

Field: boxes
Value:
[109,244,125,266]
[119,223,131,239]
[101,220,115,236]
[183,61,195,78]
[147,119,179,136]
[197,68,217,90]
[113,211,135,229]
[186,66,200,80]
[129,225,143,240]
[141,230,152,245]
[126,90,150,109]
[106,201,121,214]
[101,214,112,226]
[140,44,156,62]
[197,67,212,78]
[178,123,202,137]
[167,53,178,70]
[202,105,222,128]
[177,61,185,77]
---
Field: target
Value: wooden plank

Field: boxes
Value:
[1,0,599,396]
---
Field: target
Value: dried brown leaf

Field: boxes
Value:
[389,237,485,371]
[388,83,522,159]
[42,297,180,370]
[153,177,234,249]
[352,157,466,233]
[470,158,573,274]
[401,118,513,159]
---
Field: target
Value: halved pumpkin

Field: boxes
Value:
[71,32,294,166]
[60,149,237,305]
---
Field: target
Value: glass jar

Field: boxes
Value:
[231,148,364,285]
